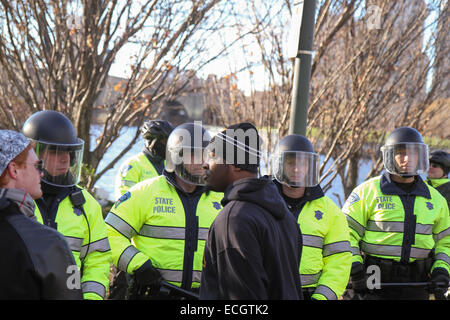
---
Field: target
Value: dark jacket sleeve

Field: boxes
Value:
[36,231,84,300]
[216,247,268,300]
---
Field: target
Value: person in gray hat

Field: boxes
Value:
[0,129,82,299]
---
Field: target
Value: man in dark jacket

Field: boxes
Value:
[200,123,303,300]
[0,130,83,300]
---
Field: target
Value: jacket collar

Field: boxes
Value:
[426,177,450,189]
[380,172,431,199]
[273,179,325,202]
[162,169,205,197]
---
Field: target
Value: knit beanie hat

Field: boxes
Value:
[211,122,261,173]
[0,130,30,175]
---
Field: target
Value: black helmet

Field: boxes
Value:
[22,110,84,187]
[271,134,319,187]
[22,110,80,145]
[429,150,450,175]
[165,122,211,185]
[381,126,429,176]
[385,126,425,145]
[275,134,315,153]
[141,119,174,159]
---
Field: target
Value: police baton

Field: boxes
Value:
[347,281,449,289]
[347,281,449,300]
[160,280,199,300]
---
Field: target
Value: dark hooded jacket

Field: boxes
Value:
[0,197,83,300]
[200,176,303,300]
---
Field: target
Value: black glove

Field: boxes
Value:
[431,268,449,300]
[134,260,162,288]
[350,262,368,293]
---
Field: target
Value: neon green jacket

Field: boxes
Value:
[105,172,223,289]
[426,177,450,209]
[343,173,450,275]
[114,152,161,199]
[275,182,352,300]
[427,177,450,189]
[35,186,112,300]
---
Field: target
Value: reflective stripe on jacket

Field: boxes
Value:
[343,173,450,275]
[276,182,352,300]
[34,187,112,300]
[106,174,223,289]
[298,196,352,300]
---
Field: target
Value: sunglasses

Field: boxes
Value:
[31,160,45,173]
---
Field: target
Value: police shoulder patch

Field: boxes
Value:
[114,191,131,209]
[121,164,133,177]
[314,210,324,220]
[342,192,360,213]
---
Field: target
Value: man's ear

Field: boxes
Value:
[6,162,19,180]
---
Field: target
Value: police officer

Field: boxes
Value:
[114,120,174,200]
[111,119,174,298]
[105,122,223,299]
[22,110,112,300]
[271,134,352,300]
[343,127,450,300]
[426,150,450,209]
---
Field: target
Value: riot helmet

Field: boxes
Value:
[165,122,211,185]
[381,126,429,176]
[22,110,84,187]
[141,119,174,160]
[429,150,450,176]
[271,134,320,187]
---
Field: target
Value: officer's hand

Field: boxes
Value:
[350,262,367,293]
[134,260,162,287]
[431,268,449,300]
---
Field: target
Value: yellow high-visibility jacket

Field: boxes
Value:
[114,152,161,200]
[426,177,450,209]
[106,173,223,289]
[343,173,450,275]
[275,182,352,300]
[35,186,112,300]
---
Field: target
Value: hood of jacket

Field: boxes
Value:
[221,175,288,220]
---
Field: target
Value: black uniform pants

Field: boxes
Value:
[357,256,431,300]
[359,287,429,300]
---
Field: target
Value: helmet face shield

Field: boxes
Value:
[381,142,429,176]
[272,151,320,187]
[34,139,84,187]
[165,122,211,186]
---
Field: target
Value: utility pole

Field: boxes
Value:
[287,0,317,135]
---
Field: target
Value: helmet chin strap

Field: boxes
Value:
[176,164,204,186]
[145,139,165,163]
[281,173,302,188]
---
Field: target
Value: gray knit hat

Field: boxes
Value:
[0,130,30,175]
